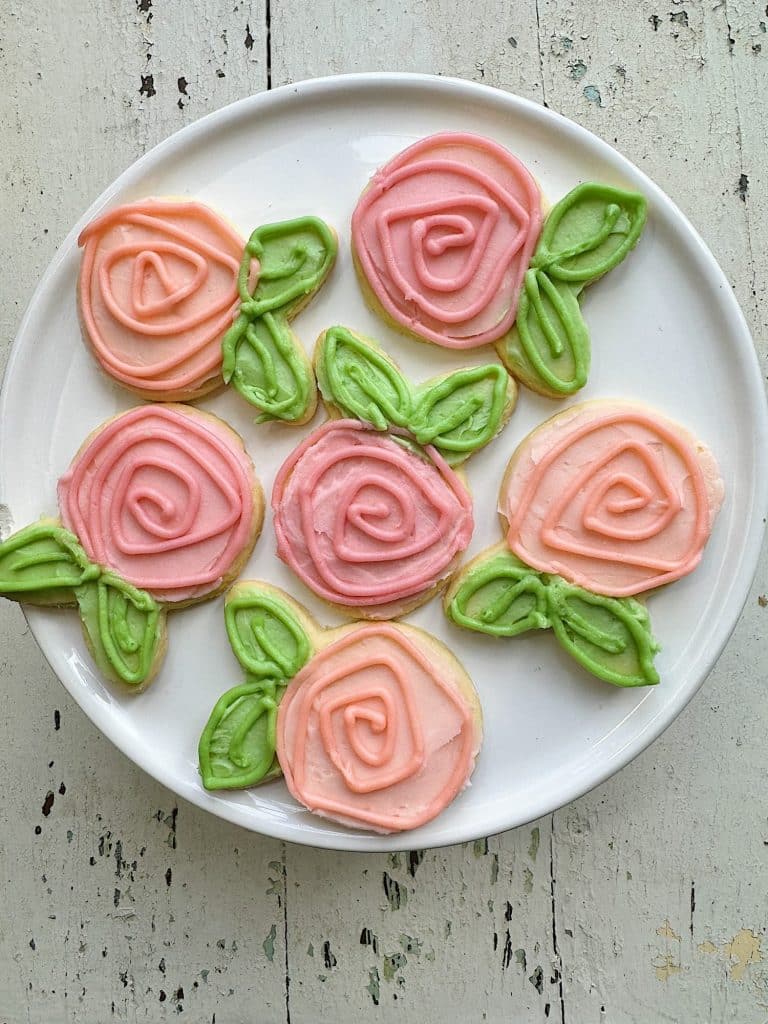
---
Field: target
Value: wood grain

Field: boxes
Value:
[1,1,766,1021]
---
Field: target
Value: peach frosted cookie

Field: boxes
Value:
[445,400,723,687]
[198,582,482,834]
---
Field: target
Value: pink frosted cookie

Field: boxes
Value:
[272,419,474,618]
[351,132,542,349]
[501,400,724,597]
[276,613,482,834]
[58,404,263,605]
[78,199,247,400]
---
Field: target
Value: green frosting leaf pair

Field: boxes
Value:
[499,182,647,398]
[199,586,313,791]
[222,217,337,423]
[446,547,660,687]
[316,326,512,463]
[0,522,165,688]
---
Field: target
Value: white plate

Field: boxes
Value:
[2,74,766,852]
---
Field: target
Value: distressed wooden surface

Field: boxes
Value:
[1,1,766,1021]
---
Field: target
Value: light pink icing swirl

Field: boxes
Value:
[277,624,480,833]
[272,420,473,611]
[502,402,724,597]
[351,132,542,349]
[58,405,257,603]
[78,200,245,396]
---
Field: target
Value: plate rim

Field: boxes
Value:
[2,71,766,851]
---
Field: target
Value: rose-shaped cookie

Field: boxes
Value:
[79,199,246,400]
[502,401,723,596]
[272,419,474,617]
[0,404,264,689]
[444,401,723,687]
[58,404,263,605]
[351,132,542,349]
[198,583,482,834]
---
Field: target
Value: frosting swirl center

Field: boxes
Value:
[58,405,257,603]
[352,133,542,349]
[272,420,473,611]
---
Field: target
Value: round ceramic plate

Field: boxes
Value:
[1,74,765,851]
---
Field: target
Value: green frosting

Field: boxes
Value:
[76,573,165,687]
[200,585,314,791]
[222,216,337,423]
[198,680,284,790]
[0,521,165,687]
[225,589,312,680]
[500,182,647,398]
[546,579,659,688]
[318,326,411,429]
[316,326,512,464]
[446,546,660,687]
[223,312,313,423]
[0,521,100,604]
[446,549,550,638]
[410,364,510,457]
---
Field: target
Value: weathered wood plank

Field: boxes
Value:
[270,0,545,98]
[282,828,560,1021]
[0,4,289,1023]
[533,3,768,1021]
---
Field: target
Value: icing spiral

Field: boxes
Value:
[58,405,258,603]
[276,623,481,833]
[78,199,245,396]
[502,402,723,597]
[351,132,542,349]
[272,420,473,613]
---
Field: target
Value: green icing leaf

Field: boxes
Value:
[223,312,313,423]
[76,573,165,687]
[502,270,590,396]
[225,590,312,681]
[446,549,550,637]
[547,579,660,687]
[237,216,337,319]
[199,680,284,790]
[502,182,647,397]
[317,326,411,430]
[222,216,336,423]
[532,182,648,284]
[446,546,660,686]
[411,364,510,462]
[0,522,100,603]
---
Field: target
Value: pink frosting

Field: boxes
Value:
[277,623,480,833]
[272,420,474,611]
[502,402,724,597]
[78,199,247,395]
[58,405,256,603]
[351,132,542,349]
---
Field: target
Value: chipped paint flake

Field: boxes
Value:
[653,954,682,982]
[657,920,682,942]
[723,928,762,981]
[698,940,718,954]
[583,84,603,106]
[528,827,540,861]
[366,966,380,1006]
[262,924,277,962]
